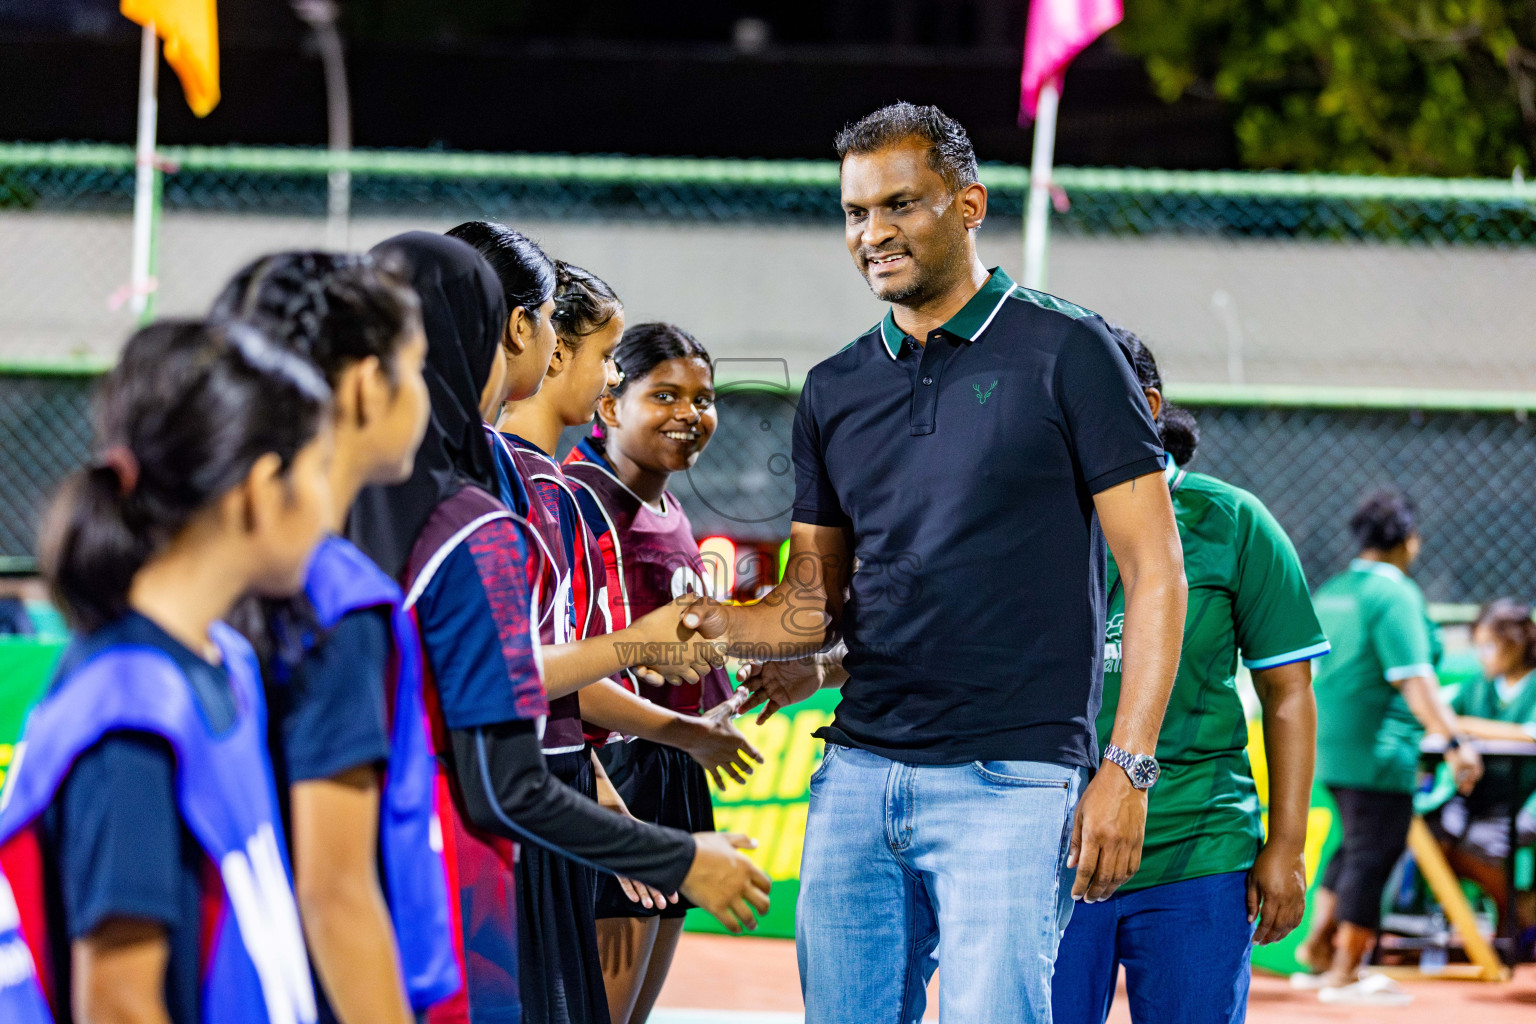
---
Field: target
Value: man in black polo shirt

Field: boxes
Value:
[686,103,1186,1022]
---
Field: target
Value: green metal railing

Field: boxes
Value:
[4,362,1533,607]
[5,143,1536,234]
[6,142,1536,202]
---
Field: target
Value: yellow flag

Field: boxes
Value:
[120,0,220,117]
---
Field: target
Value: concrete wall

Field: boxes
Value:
[3,210,1534,389]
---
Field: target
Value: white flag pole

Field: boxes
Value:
[129,22,159,319]
[293,0,353,251]
[1022,76,1060,291]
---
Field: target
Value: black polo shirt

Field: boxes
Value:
[792,267,1164,767]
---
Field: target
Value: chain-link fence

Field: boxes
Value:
[3,144,1536,387]
[6,366,1532,608]
[2,144,1535,602]
[0,370,92,572]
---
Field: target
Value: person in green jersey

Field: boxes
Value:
[1293,490,1482,1007]
[1049,328,1328,1024]
[1425,599,1536,936]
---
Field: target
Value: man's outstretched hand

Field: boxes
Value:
[737,659,826,724]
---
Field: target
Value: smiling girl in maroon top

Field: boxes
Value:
[563,323,739,1024]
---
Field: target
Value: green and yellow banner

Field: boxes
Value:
[687,686,839,938]
[0,639,64,790]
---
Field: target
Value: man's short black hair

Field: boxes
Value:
[834,102,979,191]
[1350,489,1418,551]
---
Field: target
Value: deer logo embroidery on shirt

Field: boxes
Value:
[974,379,998,405]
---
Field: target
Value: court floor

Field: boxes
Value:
[655,934,1536,1023]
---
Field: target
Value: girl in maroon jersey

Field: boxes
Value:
[443,225,760,1024]
[348,234,769,1024]
[561,322,740,1024]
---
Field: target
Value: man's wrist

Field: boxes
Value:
[1258,834,1306,857]
[1095,764,1135,787]
[1102,743,1161,790]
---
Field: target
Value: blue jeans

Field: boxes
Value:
[1052,870,1254,1024]
[797,744,1085,1023]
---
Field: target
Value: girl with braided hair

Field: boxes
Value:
[211,251,452,1024]
[344,233,769,1024]
[490,260,763,1024]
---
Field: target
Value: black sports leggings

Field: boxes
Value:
[1320,785,1416,931]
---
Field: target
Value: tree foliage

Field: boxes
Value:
[1116,0,1536,176]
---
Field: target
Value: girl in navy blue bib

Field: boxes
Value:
[0,319,334,1024]
[213,251,457,1024]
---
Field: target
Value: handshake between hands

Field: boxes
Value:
[625,594,733,689]
[626,593,834,714]
[607,594,773,932]
[627,595,831,726]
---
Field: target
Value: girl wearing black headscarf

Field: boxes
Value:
[348,233,770,1022]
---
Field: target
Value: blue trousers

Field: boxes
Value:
[797,744,1085,1023]
[1052,870,1254,1024]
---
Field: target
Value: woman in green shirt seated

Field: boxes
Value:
[1428,599,1536,936]
[1052,330,1330,1024]
[1294,491,1483,1006]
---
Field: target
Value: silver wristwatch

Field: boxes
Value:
[1103,744,1160,790]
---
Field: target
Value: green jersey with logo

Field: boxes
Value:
[1100,463,1329,891]
[1313,560,1439,794]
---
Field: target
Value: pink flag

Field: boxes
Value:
[1018,0,1123,124]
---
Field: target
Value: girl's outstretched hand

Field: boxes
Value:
[686,698,763,787]
[680,832,771,934]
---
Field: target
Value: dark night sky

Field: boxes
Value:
[0,0,1236,167]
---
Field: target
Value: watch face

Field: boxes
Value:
[1130,756,1160,789]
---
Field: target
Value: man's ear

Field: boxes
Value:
[1143,387,1163,421]
[959,181,988,232]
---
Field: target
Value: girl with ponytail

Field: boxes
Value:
[1054,327,1330,1024]
[0,320,333,1024]
[212,251,456,1024]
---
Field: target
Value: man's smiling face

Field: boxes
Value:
[841,139,971,307]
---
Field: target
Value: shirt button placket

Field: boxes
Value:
[910,335,946,435]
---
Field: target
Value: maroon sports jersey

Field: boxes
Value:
[563,436,732,715]
[487,426,585,754]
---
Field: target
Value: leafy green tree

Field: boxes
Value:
[1116,0,1536,176]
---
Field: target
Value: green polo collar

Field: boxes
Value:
[1350,557,1408,582]
[878,267,1017,360]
